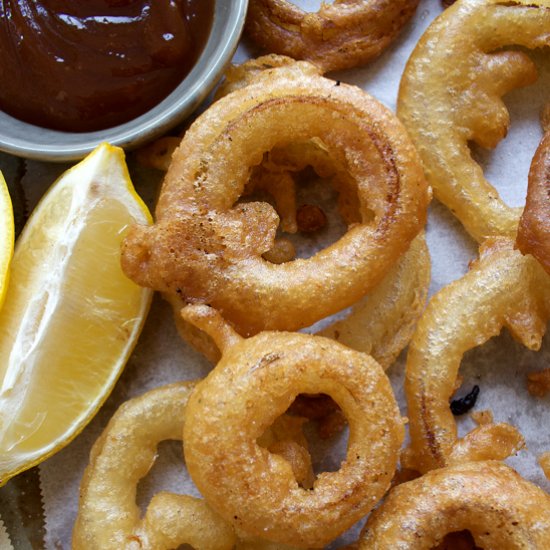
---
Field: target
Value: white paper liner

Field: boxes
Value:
[1,0,544,547]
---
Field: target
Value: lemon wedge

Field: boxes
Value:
[0,144,152,485]
[0,172,14,310]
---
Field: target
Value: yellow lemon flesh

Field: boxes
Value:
[0,172,14,310]
[0,144,152,485]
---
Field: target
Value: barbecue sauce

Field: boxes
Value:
[0,0,214,132]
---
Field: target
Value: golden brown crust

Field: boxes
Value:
[245,0,420,72]
[121,61,429,336]
[214,54,297,100]
[319,231,430,369]
[516,132,550,273]
[359,461,550,548]
[182,307,404,548]
[171,231,430,369]
[73,382,236,550]
[541,102,550,133]
[539,452,550,480]
[135,136,181,172]
[405,238,550,473]
[470,409,494,425]
[398,0,550,242]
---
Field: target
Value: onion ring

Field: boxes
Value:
[175,231,430,370]
[214,54,297,100]
[358,461,550,548]
[319,231,430,369]
[73,381,314,548]
[517,131,550,274]
[398,0,550,242]
[121,61,429,337]
[245,0,420,72]
[404,237,550,473]
[181,304,404,548]
[72,382,236,550]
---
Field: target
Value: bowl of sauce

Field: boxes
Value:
[0,0,248,161]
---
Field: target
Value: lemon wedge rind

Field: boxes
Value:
[0,172,14,311]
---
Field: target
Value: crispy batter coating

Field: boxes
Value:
[258,415,315,490]
[295,204,327,233]
[245,0,420,72]
[405,238,550,473]
[398,0,550,242]
[121,60,429,337]
[179,231,430,369]
[262,237,296,264]
[136,136,181,172]
[471,409,494,426]
[517,132,550,274]
[214,54,297,100]
[539,452,550,480]
[181,305,404,548]
[358,461,550,548]
[542,102,550,133]
[73,382,236,550]
[320,231,430,369]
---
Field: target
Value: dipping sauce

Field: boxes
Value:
[0,0,214,132]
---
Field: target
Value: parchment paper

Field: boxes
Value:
[1,0,550,547]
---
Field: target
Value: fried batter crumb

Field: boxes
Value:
[471,409,493,426]
[541,102,550,133]
[135,136,181,171]
[527,369,550,398]
[538,452,550,481]
[296,204,327,233]
[262,238,296,264]
[288,394,347,439]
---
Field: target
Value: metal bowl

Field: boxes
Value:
[0,0,248,162]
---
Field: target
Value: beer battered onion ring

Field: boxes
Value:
[72,382,236,550]
[121,61,429,336]
[73,382,312,549]
[181,304,404,548]
[320,231,430,369]
[405,237,550,474]
[358,461,550,548]
[398,0,550,242]
[175,231,430,367]
[517,132,550,273]
[245,0,420,72]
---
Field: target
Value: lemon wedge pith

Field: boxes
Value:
[0,172,14,310]
[0,143,152,485]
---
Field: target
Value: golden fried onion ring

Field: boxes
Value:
[517,131,550,274]
[320,231,430,369]
[245,0,420,72]
[131,58,430,364]
[398,0,550,242]
[121,61,429,337]
[359,461,550,548]
[181,304,404,548]
[175,231,430,369]
[72,382,236,550]
[404,237,550,473]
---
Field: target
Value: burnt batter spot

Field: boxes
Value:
[450,385,480,416]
